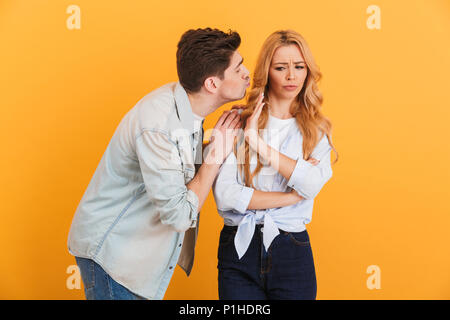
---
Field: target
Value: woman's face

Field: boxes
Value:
[268,44,307,101]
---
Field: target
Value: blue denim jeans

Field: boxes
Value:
[75,256,146,300]
[218,225,317,300]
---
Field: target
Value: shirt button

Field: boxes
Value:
[169,266,173,270]
[261,227,264,232]
[178,243,182,247]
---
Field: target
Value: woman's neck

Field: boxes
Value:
[267,93,295,119]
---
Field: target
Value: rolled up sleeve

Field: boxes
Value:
[287,134,333,200]
[213,150,254,214]
[136,129,199,232]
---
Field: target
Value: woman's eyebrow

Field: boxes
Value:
[273,61,305,65]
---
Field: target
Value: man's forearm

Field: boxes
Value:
[187,162,221,212]
[247,189,303,210]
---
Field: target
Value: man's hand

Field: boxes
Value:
[231,104,246,113]
[204,110,242,164]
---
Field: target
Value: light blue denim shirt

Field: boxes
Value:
[212,117,333,259]
[67,82,204,299]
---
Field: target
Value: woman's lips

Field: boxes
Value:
[283,85,298,91]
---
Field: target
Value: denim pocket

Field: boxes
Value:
[219,227,236,247]
[218,227,238,266]
[287,231,310,247]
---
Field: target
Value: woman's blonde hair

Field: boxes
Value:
[235,30,339,188]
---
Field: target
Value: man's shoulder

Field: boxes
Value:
[139,82,177,111]
[133,82,181,132]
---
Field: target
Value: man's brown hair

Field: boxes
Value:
[176,28,241,93]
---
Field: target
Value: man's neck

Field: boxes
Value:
[187,91,221,118]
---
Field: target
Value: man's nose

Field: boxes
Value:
[242,65,250,78]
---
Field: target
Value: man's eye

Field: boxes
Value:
[275,67,285,71]
[296,66,305,69]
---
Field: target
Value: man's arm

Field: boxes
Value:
[186,162,221,211]
[136,130,200,233]
[187,110,242,212]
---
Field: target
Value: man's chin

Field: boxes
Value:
[239,88,247,99]
[226,89,247,103]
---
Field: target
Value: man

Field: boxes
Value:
[67,28,250,300]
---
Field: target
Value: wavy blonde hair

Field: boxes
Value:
[235,30,339,188]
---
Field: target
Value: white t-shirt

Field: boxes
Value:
[192,112,204,166]
[192,112,204,133]
[265,114,296,149]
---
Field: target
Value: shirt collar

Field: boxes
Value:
[174,82,198,135]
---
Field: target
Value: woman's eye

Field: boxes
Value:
[274,66,304,71]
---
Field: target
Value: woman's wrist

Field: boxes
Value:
[247,135,267,156]
[253,137,273,165]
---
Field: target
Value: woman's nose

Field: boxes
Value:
[287,67,295,80]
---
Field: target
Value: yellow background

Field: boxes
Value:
[1,0,449,299]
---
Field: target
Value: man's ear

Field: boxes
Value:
[203,76,220,94]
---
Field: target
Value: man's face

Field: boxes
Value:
[217,51,250,101]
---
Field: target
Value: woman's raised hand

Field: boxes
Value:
[244,92,265,149]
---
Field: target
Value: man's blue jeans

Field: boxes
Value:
[218,225,317,300]
[75,256,146,300]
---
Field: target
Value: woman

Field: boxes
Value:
[212,30,338,300]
